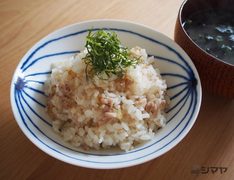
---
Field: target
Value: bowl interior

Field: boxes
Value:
[174,0,234,98]
[179,0,234,67]
[180,0,234,23]
[11,20,202,169]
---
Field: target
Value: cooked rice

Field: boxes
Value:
[44,46,169,151]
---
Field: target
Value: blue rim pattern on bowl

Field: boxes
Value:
[12,27,199,165]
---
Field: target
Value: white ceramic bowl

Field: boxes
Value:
[10,19,202,169]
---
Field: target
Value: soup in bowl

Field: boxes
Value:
[174,0,234,98]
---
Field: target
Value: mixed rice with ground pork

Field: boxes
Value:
[44,46,169,151]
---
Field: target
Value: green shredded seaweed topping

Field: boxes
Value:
[83,27,140,82]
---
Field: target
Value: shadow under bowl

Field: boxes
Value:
[174,0,234,98]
